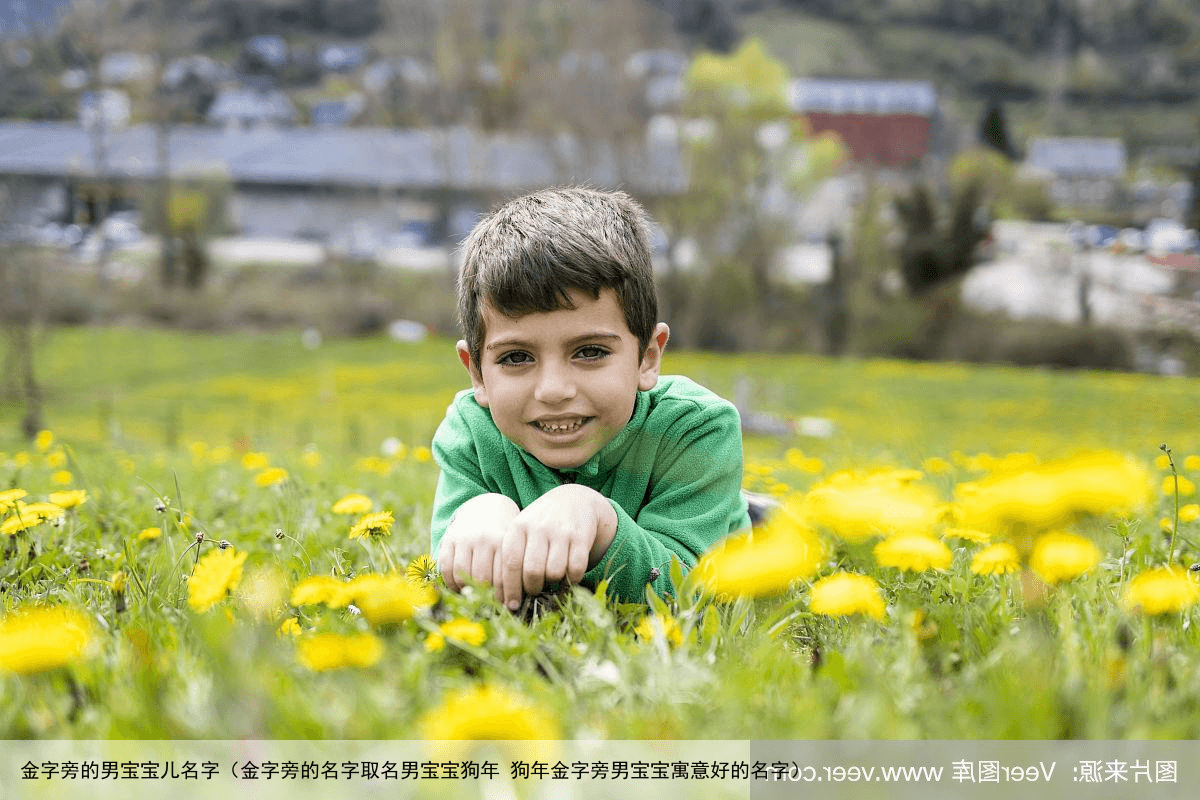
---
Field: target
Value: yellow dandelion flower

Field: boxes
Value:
[785,448,806,469]
[208,446,232,464]
[349,511,394,539]
[634,614,684,647]
[922,456,953,475]
[138,527,162,541]
[301,449,322,468]
[407,553,439,585]
[412,446,432,463]
[1,501,65,534]
[254,467,289,487]
[418,684,559,740]
[187,548,248,612]
[34,430,54,453]
[693,510,823,598]
[801,469,944,542]
[188,441,208,462]
[12,452,30,467]
[354,456,392,475]
[425,632,446,652]
[1028,531,1100,585]
[0,606,94,675]
[45,451,66,468]
[331,493,374,515]
[954,451,1151,533]
[1160,517,1174,532]
[1155,454,1172,470]
[348,574,436,626]
[1181,504,1200,523]
[241,451,270,470]
[1162,475,1196,497]
[296,633,383,671]
[436,618,487,647]
[0,488,28,510]
[873,533,953,572]
[51,470,74,485]
[277,618,302,638]
[289,575,354,608]
[970,542,1022,576]
[48,489,88,509]
[801,456,825,474]
[1184,455,1200,471]
[1124,568,1200,615]
[809,572,886,620]
[943,527,991,543]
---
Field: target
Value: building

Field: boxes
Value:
[1022,137,1127,208]
[0,120,686,245]
[788,79,938,168]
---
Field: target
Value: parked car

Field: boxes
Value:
[1086,224,1117,249]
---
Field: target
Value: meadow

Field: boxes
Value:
[2,326,1200,739]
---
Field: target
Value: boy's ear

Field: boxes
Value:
[456,340,489,407]
[637,323,670,392]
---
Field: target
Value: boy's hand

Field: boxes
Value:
[438,493,521,594]
[500,484,618,610]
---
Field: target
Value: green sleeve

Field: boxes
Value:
[429,397,490,555]
[582,399,749,603]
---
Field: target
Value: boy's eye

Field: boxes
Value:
[496,351,533,366]
[575,345,610,360]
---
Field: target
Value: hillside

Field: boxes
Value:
[1,0,1198,161]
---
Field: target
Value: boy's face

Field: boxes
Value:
[458,287,669,470]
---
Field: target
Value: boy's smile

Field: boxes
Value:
[459,288,669,470]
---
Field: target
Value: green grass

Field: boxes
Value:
[2,327,1199,739]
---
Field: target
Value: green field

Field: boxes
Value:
[2,327,1200,739]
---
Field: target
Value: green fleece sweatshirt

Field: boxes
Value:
[430,375,751,603]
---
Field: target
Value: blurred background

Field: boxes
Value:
[2,0,1200,393]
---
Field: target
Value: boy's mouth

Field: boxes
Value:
[531,416,591,434]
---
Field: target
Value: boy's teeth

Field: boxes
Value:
[538,419,584,432]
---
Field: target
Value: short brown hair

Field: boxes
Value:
[457,187,658,371]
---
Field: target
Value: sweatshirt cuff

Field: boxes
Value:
[582,499,675,602]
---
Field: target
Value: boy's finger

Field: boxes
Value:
[501,525,527,610]
[544,537,569,583]
[453,547,475,594]
[566,538,589,585]
[438,542,459,592]
[470,544,495,587]
[492,554,505,604]
[522,530,549,597]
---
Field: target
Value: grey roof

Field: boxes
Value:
[1025,137,1127,179]
[789,79,938,116]
[0,121,687,194]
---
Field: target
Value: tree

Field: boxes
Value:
[654,38,846,350]
[892,180,990,357]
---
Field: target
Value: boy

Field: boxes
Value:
[431,187,751,607]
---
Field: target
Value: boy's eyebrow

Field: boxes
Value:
[485,332,623,351]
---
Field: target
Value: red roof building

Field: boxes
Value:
[789,79,937,168]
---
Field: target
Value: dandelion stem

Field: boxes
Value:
[279,531,313,572]
[1161,444,1180,563]
[377,538,399,573]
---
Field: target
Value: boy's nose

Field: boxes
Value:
[533,362,577,404]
